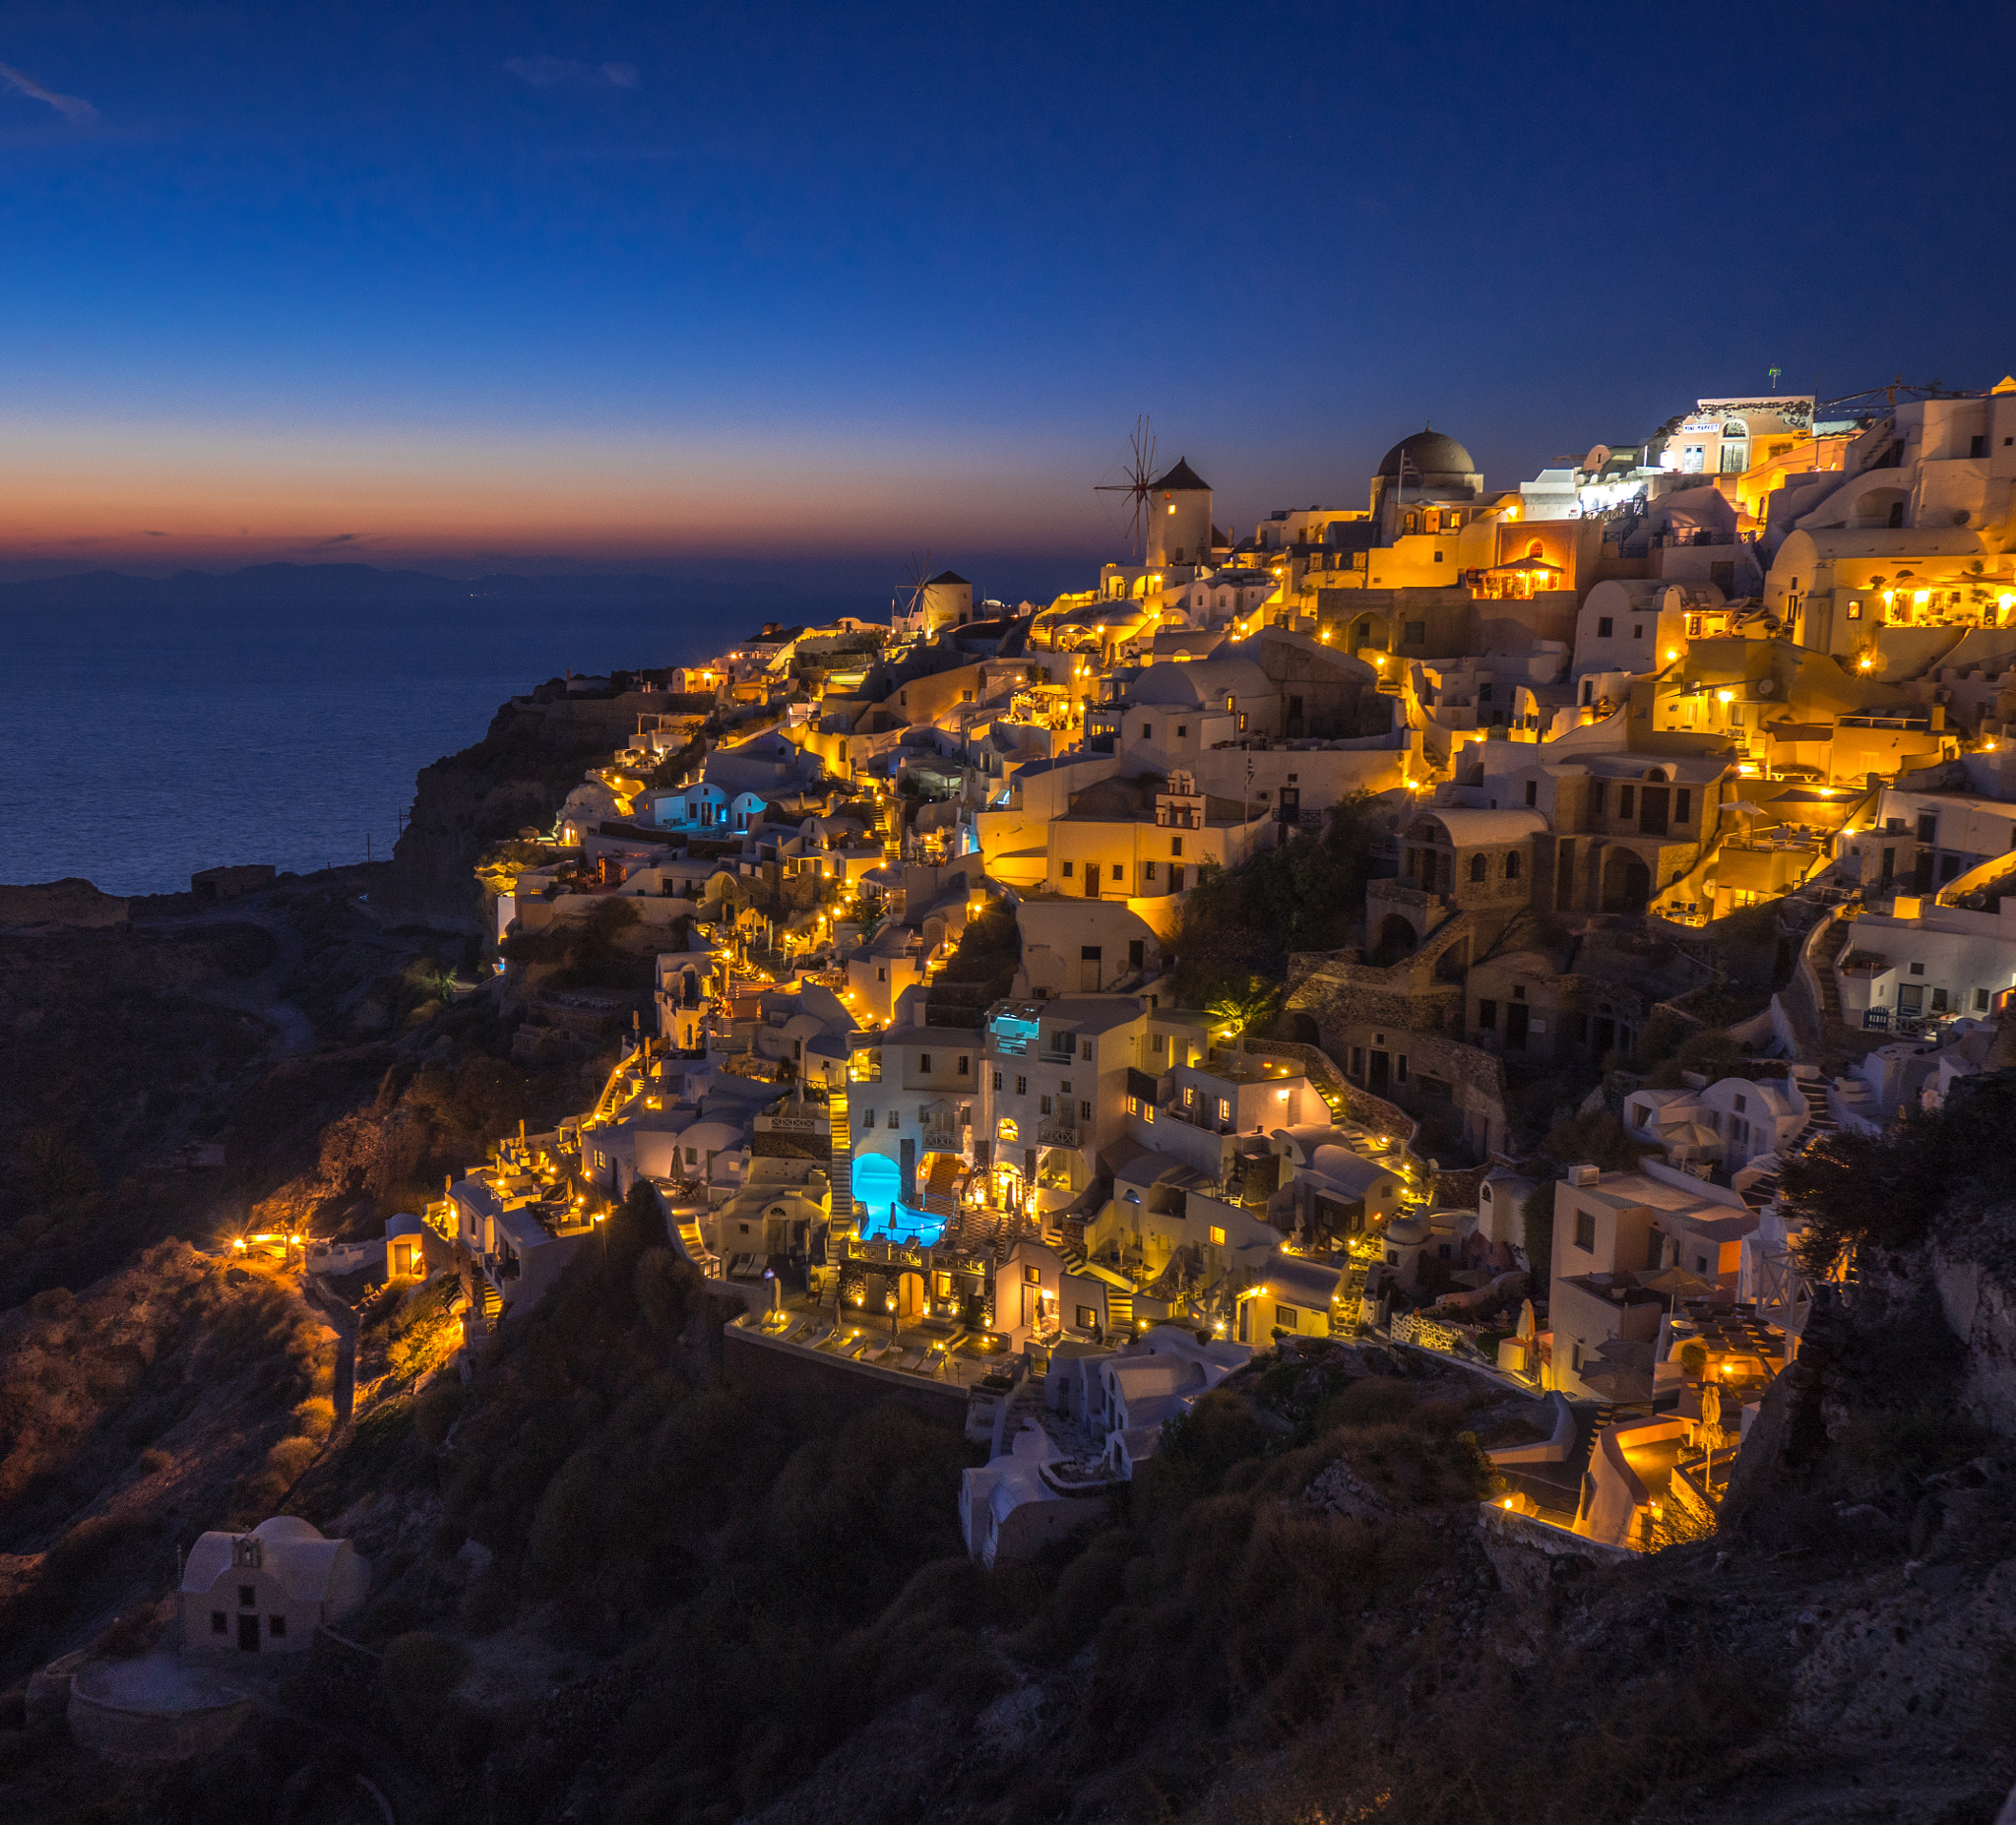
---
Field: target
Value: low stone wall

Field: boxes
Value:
[1475,1500,1636,1596]
[66,1657,255,1763]
[723,1324,968,1425]
[1391,1311,1464,1352]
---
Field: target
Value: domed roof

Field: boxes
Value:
[1384,1214,1430,1247]
[252,1515,326,1542]
[1376,427,1477,479]
[1128,662,1205,707]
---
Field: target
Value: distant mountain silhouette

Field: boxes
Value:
[0,562,744,606]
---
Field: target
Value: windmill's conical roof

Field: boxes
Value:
[927,570,970,586]
[1149,457,1211,493]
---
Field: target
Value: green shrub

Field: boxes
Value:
[265,1434,319,1484]
[1541,1107,1648,1173]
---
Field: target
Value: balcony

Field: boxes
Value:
[1037,1123,1082,1148]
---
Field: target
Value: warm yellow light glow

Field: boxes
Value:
[1665,648,1679,661]
[1717,689,1734,704]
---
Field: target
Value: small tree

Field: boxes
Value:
[1206,978,1282,1044]
[1520,1180,1556,1288]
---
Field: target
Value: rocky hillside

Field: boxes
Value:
[10,1171,2013,1824]
[2,688,2014,1822]
[373,698,627,935]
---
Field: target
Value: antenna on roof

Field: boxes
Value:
[1095,415,1158,564]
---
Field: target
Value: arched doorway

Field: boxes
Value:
[1370,912,1417,965]
[1287,1011,1320,1045]
[1603,851,1652,912]
[896,1269,927,1325]
[1351,613,1387,652]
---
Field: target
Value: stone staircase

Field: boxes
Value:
[1737,1075,1837,1211]
[1812,916,1851,1025]
[827,1083,852,1217]
[878,791,902,867]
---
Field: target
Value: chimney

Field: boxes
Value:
[1571,1164,1600,1186]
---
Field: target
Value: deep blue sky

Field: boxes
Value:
[3,2,2013,599]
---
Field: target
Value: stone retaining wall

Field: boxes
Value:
[723,1324,970,1425]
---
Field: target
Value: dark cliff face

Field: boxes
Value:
[374,703,611,934]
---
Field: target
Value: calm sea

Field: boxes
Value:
[0,595,737,898]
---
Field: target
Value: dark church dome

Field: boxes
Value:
[1376,428,1477,478]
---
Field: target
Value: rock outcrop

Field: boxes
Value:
[0,878,128,931]
[373,701,615,933]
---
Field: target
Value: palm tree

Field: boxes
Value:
[1207,978,1281,1044]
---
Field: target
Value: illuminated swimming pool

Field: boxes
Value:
[850,1154,947,1246]
[859,1204,946,1246]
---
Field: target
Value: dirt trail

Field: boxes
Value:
[132,902,316,1053]
[302,1274,361,1427]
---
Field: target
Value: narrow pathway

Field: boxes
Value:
[132,900,317,1054]
[302,1273,361,1427]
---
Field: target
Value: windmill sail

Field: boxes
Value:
[1095,416,1158,563]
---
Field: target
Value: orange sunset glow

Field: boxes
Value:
[0,420,1088,568]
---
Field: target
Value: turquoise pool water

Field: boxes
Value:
[857,1203,946,1246]
[850,1154,946,1244]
